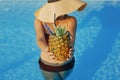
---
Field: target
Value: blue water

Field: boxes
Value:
[0,1,120,80]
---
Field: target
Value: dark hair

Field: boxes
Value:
[55,14,68,21]
[48,0,60,3]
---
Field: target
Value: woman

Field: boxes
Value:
[34,0,87,80]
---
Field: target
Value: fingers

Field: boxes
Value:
[49,55,55,59]
[48,52,53,55]
[69,47,75,52]
[69,48,75,55]
[47,52,56,59]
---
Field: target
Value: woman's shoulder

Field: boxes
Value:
[68,16,76,20]
[66,16,77,28]
[66,16,77,24]
[34,18,41,23]
[34,18,43,27]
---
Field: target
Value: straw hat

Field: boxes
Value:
[34,0,87,23]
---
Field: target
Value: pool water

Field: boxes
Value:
[0,1,120,80]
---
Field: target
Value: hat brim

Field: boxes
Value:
[34,0,87,23]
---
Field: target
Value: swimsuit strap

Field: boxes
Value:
[43,23,53,35]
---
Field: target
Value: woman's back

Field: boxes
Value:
[40,15,76,65]
[42,15,76,35]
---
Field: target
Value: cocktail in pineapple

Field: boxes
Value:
[48,26,71,61]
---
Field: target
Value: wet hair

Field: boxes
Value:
[48,0,60,3]
[55,14,68,21]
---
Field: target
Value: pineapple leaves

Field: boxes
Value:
[55,26,66,36]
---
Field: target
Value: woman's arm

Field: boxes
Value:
[34,19,48,52]
[66,17,77,56]
[67,17,77,48]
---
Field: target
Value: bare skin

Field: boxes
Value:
[34,15,76,64]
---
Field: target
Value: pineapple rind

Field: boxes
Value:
[48,26,71,61]
[48,34,70,61]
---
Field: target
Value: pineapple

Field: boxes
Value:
[48,26,71,61]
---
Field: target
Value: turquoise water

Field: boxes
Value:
[0,1,120,80]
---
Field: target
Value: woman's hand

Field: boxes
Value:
[68,47,75,58]
[41,51,59,64]
[42,48,56,60]
[47,52,56,60]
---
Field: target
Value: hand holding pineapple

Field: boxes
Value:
[48,47,74,60]
[48,25,74,61]
[41,47,74,65]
